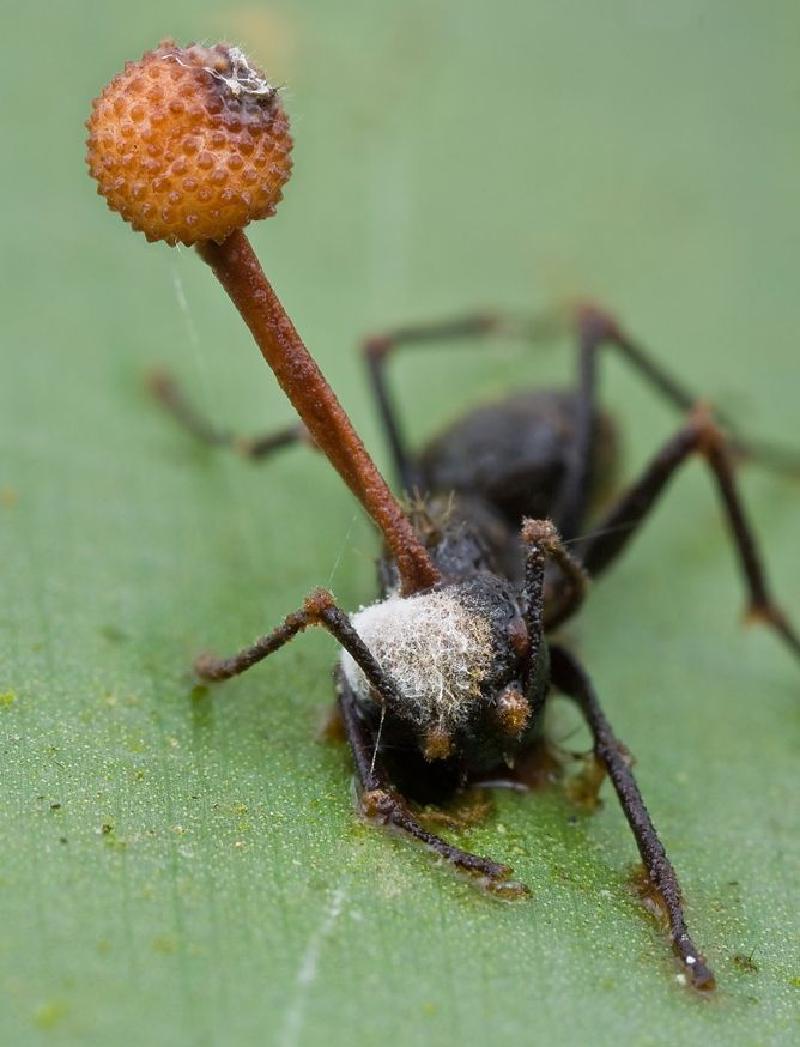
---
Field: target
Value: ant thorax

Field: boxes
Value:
[340,575,527,760]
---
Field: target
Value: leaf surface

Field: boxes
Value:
[2,3,799,1044]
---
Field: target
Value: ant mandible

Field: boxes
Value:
[88,40,800,993]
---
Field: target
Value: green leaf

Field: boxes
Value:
[2,2,799,1045]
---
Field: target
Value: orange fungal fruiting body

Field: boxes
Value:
[86,40,292,246]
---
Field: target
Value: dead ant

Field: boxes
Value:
[152,303,800,993]
[88,40,800,993]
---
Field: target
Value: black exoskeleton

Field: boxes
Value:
[152,303,800,992]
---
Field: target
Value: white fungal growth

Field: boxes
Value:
[163,44,279,100]
[215,46,278,99]
[341,590,493,732]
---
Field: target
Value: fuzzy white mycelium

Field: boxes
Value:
[341,589,493,732]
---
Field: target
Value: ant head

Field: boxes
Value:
[341,575,544,765]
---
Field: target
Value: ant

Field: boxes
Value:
[88,40,800,993]
[151,301,800,993]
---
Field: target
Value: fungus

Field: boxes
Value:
[86,40,440,596]
[341,590,493,747]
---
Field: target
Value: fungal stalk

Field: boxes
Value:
[86,40,439,595]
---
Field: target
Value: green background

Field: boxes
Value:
[2,2,799,1044]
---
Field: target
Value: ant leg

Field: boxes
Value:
[363,309,564,491]
[364,303,799,507]
[336,669,527,897]
[196,591,525,892]
[578,304,800,476]
[195,589,404,699]
[549,644,715,991]
[147,369,308,460]
[579,407,800,658]
[553,304,800,540]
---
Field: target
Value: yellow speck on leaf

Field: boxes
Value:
[34,999,68,1030]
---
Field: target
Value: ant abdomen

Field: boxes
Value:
[416,390,620,531]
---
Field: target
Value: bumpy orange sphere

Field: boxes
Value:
[86,40,293,246]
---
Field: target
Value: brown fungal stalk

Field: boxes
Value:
[86,39,440,595]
